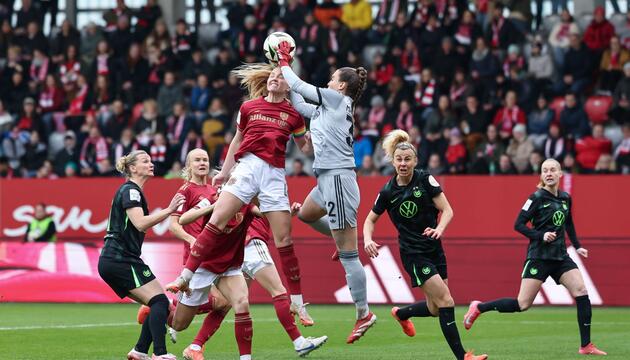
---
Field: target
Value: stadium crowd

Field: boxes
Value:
[0,0,630,180]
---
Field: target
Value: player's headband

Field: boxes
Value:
[395,142,417,156]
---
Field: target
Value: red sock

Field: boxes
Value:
[185,223,221,272]
[192,309,228,347]
[234,312,253,356]
[277,244,302,295]
[272,293,301,341]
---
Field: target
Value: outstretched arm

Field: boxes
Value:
[290,91,317,119]
[281,65,344,109]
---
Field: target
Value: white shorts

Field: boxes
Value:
[223,153,290,213]
[242,239,274,279]
[178,266,243,307]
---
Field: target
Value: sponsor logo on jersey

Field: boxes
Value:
[552,210,565,226]
[399,201,418,218]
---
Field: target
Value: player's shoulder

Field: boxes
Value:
[558,191,572,201]
[418,170,441,188]
[177,181,192,193]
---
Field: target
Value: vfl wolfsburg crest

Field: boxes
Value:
[412,186,422,198]
[399,201,418,218]
[143,269,152,277]
[552,210,565,226]
[529,267,538,276]
[422,266,431,275]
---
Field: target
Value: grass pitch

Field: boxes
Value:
[0,304,628,359]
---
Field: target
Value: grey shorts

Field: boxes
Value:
[310,168,360,230]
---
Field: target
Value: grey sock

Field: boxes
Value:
[339,250,369,318]
[300,215,332,237]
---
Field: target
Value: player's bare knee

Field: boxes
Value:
[573,286,588,297]
[518,298,533,311]
[275,234,292,247]
[171,318,189,331]
[231,297,250,313]
[212,298,231,313]
[435,294,455,308]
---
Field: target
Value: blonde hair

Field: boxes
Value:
[231,63,274,100]
[181,148,210,181]
[116,150,148,177]
[382,129,417,161]
[537,158,562,188]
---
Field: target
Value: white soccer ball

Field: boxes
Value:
[263,32,296,64]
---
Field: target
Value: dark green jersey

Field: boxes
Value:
[372,169,443,255]
[100,181,149,263]
[514,188,581,261]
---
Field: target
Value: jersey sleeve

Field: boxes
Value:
[513,194,544,242]
[291,111,306,138]
[422,173,443,197]
[236,105,248,132]
[564,195,582,249]
[289,91,317,119]
[281,65,344,109]
[121,186,143,210]
[371,187,390,215]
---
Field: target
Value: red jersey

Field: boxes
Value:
[200,204,255,273]
[245,216,272,245]
[234,97,306,168]
[173,182,219,264]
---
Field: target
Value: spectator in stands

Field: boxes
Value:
[227,0,255,33]
[166,101,194,149]
[599,36,630,93]
[527,41,554,97]
[618,10,630,49]
[434,37,461,88]
[51,20,81,64]
[100,99,128,141]
[0,156,14,178]
[314,0,342,28]
[341,0,372,35]
[506,123,534,173]
[575,124,613,172]
[419,14,444,68]
[610,62,630,124]
[560,92,591,140]
[149,132,170,176]
[17,97,42,136]
[108,15,133,59]
[427,153,445,175]
[89,40,116,85]
[103,0,132,32]
[80,22,104,65]
[470,124,504,175]
[525,151,544,174]
[22,21,48,59]
[594,153,616,174]
[493,90,526,142]
[134,0,162,41]
[470,36,500,88]
[290,158,309,177]
[445,127,467,173]
[22,130,47,177]
[543,123,566,161]
[79,126,108,176]
[357,154,379,176]
[486,2,522,51]
[29,49,52,87]
[0,19,14,58]
[283,0,307,34]
[134,99,164,146]
[583,6,616,55]
[326,17,352,60]
[118,43,149,105]
[111,128,140,167]
[6,71,30,115]
[528,95,554,149]
[548,9,579,69]
[0,99,12,133]
[59,44,81,86]
[454,10,482,53]
[145,18,171,53]
[394,99,417,133]
[53,131,78,177]
[614,123,630,174]
[182,49,211,87]
[38,75,65,134]
[497,153,517,174]
[156,71,183,117]
[553,31,592,95]
[448,68,473,114]
[15,0,40,35]
[173,18,195,64]
[562,152,580,173]
[23,203,56,243]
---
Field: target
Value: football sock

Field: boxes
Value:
[300,215,332,237]
[290,294,304,307]
[396,301,432,320]
[272,294,301,341]
[438,307,466,360]
[135,316,153,354]
[192,309,228,347]
[184,223,222,274]
[277,244,302,296]
[339,250,369,319]
[478,298,521,313]
[148,294,169,355]
[196,300,215,314]
[575,295,592,347]
[234,312,253,356]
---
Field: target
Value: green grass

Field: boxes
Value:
[0,304,628,359]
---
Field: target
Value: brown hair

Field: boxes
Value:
[231,63,274,99]
[115,150,148,177]
[382,129,417,161]
[338,67,368,104]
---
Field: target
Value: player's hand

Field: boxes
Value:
[212,171,227,187]
[168,193,186,212]
[364,239,381,258]
[423,227,443,239]
[277,41,293,67]
[576,247,588,258]
[290,202,302,217]
[543,231,557,242]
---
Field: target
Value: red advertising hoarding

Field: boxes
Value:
[1,176,629,305]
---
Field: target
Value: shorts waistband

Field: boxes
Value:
[313,167,356,177]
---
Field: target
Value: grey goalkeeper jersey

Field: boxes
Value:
[281,66,356,170]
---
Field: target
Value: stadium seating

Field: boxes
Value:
[584,95,613,124]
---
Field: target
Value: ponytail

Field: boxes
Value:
[338,67,368,104]
[231,63,274,100]
[116,150,148,178]
[382,129,416,161]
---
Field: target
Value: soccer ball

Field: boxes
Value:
[263,32,296,64]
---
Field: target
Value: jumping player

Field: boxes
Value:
[98,150,184,360]
[276,41,376,344]
[463,158,607,356]
[176,204,328,359]
[167,64,314,326]
[362,130,488,360]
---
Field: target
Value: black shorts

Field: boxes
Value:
[98,257,156,298]
[521,257,578,284]
[401,249,448,288]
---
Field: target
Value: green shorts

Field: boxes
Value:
[401,250,448,288]
[98,257,156,298]
[521,257,578,284]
